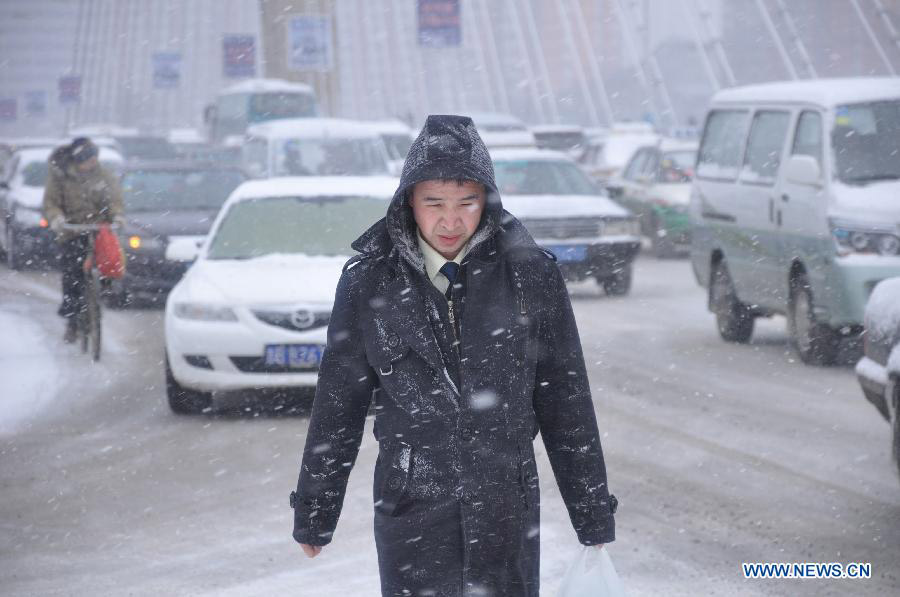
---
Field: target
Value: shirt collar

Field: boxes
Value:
[416,228,470,283]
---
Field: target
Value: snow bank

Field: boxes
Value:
[0,310,62,435]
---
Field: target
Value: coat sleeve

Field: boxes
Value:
[291,260,377,546]
[103,170,124,220]
[42,170,64,225]
[532,259,617,545]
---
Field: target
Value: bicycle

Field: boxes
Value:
[60,222,116,362]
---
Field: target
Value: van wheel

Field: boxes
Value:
[788,273,838,366]
[165,355,212,414]
[710,261,754,343]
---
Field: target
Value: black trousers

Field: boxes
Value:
[58,235,90,319]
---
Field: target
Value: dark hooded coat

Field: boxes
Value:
[292,115,617,597]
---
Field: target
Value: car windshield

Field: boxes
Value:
[535,132,586,152]
[249,92,317,121]
[206,195,387,259]
[832,100,900,184]
[381,134,412,160]
[114,137,177,160]
[121,169,245,211]
[20,159,120,187]
[274,138,389,176]
[493,159,600,195]
[660,150,697,183]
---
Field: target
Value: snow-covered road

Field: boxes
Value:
[1,256,897,596]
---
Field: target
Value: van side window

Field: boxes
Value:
[642,149,660,181]
[697,110,749,180]
[741,110,790,185]
[791,111,823,164]
[623,149,649,181]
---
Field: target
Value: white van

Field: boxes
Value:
[690,78,900,365]
[241,118,392,179]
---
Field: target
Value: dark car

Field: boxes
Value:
[855,277,900,481]
[111,162,245,305]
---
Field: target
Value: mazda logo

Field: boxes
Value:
[290,310,315,329]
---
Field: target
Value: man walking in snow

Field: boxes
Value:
[291,115,617,596]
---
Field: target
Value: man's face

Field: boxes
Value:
[76,156,98,172]
[410,179,486,260]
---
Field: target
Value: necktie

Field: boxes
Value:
[439,262,459,300]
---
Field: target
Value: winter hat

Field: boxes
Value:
[69,137,99,163]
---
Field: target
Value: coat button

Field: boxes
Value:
[460,428,473,442]
[388,477,402,490]
[387,334,400,348]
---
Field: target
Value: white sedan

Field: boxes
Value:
[163,176,397,414]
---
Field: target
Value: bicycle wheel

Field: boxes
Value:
[85,271,102,361]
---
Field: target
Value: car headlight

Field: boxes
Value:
[125,235,166,251]
[173,303,238,321]
[14,206,43,227]
[831,220,900,256]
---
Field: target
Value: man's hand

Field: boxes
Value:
[300,543,323,558]
[50,216,65,233]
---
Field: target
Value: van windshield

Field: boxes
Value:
[832,100,900,185]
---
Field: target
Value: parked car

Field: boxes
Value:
[491,148,641,295]
[531,124,588,160]
[70,124,178,162]
[163,176,397,413]
[579,122,659,183]
[690,77,900,365]
[468,112,537,149]
[111,162,246,305]
[0,145,123,269]
[855,277,900,480]
[241,118,391,179]
[365,120,414,175]
[606,138,698,257]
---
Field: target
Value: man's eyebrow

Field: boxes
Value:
[423,194,480,202]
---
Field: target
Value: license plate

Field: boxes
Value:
[264,344,324,368]
[545,245,587,262]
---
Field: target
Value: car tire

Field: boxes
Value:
[651,214,675,259]
[600,264,632,296]
[5,223,22,270]
[710,260,754,343]
[165,355,213,415]
[788,273,839,366]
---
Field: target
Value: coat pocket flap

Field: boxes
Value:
[365,335,410,370]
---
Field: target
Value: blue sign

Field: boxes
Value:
[58,76,81,105]
[223,35,256,78]
[418,0,461,48]
[153,52,181,89]
[288,16,333,71]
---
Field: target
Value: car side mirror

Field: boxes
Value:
[785,154,822,187]
[166,237,202,262]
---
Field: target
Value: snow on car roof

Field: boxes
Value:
[658,138,699,152]
[219,78,314,96]
[530,124,585,135]
[15,146,123,164]
[364,120,414,136]
[246,118,381,140]
[467,112,528,127]
[227,176,399,204]
[69,124,140,137]
[712,77,900,108]
[489,148,574,162]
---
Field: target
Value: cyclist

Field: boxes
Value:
[43,138,124,343]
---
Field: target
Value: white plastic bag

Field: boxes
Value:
[557,546,626,597]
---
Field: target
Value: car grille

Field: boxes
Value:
[230,357,321,374]
[251,309,331,332]
[520,217,603,239]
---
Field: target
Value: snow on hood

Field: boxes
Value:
[502,194,632,219]
[176,254,347,307]
[831,179,900,225]
[865,276,900,340]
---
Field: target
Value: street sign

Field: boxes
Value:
[58,75,82,105]
[153,52,181,89]
[287,15,333,71]
[418,0,461,48]
[0,98,17,122]
[223,35,256,78]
